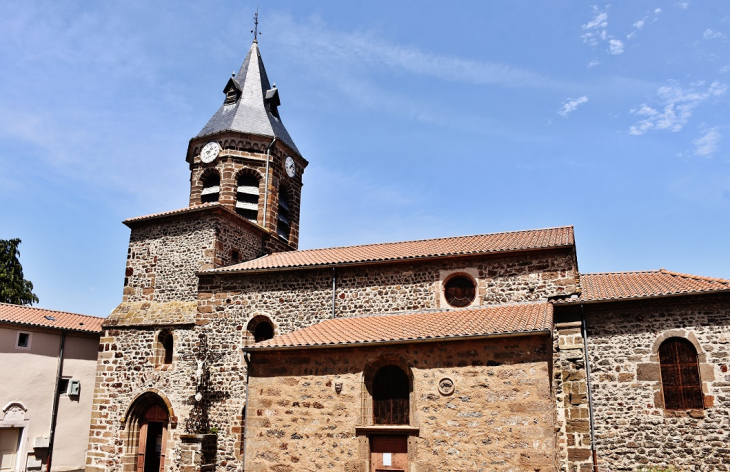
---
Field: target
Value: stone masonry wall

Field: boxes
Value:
[123,210,264,304]
[244,336,556,472]
[582,294,730,471]
[197,248,578,336]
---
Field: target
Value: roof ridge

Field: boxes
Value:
[0,302,102,319]
[281,226,574,255]
[582,269,661,276]
[660,268,730,285]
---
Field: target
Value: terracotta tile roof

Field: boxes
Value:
[567,269,730,303]
[209,226,574,273]
[245,302,552,350]
[123,203,263,230]
[0,303,104,334]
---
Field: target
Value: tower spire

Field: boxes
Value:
[251,8,260,43]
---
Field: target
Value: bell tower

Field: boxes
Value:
[186,39,307,250]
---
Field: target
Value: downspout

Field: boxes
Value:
[262,137,277,230]
[242,352,252,469]
[580,305,598,472]
[47,330,66,472]
[331,267,337,319]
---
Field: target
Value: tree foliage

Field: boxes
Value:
[0,239,39,305]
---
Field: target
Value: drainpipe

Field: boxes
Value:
[242,352,252,469]
[580,305,598,472]
[331,267,337,319]
[262,137,277,230]
[47,330,66,472]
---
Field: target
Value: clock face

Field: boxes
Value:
[285,156,296,178]
[200,142,221,163]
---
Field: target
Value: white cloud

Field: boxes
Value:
[583,9,608,30]
[558,96,589,117]
[629,81,727,135]
[587,58,601,68]
[655,8,662,14]
[693,128,722,157]
[608,39,624,55]
[633,20,646,29]
[677,3,689,9]
[703,29,726,40]
[581,6,609,47]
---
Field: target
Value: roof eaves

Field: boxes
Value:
[554,288,730,305]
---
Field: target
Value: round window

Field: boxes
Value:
[444,275,476,308]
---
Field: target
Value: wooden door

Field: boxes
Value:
[370,436,407,472]
[136,405,168,472]
[0,428,19,472]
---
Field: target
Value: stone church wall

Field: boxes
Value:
[197,247,578,335]
[582,294,730,471]
[244,335,556,472]
[122,210,265,304]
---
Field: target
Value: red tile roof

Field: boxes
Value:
[245,302,552,350]
[123,203,264,233]
[0,303,104,334]
[209,226,574,273]
[571,269,730,303]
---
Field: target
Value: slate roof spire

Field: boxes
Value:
[196,41,300,155]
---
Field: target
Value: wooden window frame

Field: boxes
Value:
[659,337,704,410]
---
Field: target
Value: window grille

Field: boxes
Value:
[444,275,476,308]
[659,338,703,410]
[236,175,260,222]
[372,365,410,425]
[201,173,220,204]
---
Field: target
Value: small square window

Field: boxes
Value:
[16,332,31,349]
[59,379,70,394]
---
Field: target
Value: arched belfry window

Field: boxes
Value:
[276,186,291,240]
[372,365,410,425]
[201,172,220,204]
[659,338,703,410]
[236,174,260,222]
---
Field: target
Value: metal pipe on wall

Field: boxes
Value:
[47,330,66,472]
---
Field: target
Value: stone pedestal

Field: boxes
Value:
[179,434,217,472]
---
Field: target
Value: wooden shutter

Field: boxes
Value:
[659,338,703,410]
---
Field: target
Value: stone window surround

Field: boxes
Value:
[15,330,31,350]
[154,329,176,371]
[359,354,416,428]
[438,268,480,309]
[0,402,29,472]
[637,329,715,414]
[243,314,278,348]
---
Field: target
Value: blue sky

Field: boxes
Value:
[1,1,728,316]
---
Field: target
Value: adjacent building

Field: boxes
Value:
[0,303,103,472]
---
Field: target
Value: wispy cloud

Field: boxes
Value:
[582,6,610,47]
[587,58,601,68]
[626,9,662,40]
[693,127,722,157]
[629,81,727,135]
[677,2,689,9]
[609,39,625,55]
[703,29,726,40]
[558,96,589,117]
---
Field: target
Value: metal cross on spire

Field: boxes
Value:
[251,7,261,42]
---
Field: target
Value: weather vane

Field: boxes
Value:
[251,7,261,42]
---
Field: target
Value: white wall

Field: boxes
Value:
[0,326,99,472]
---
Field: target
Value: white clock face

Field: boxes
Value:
[200,142,221,163]
[285,156,296,178]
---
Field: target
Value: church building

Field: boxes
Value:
[84,38,730,472]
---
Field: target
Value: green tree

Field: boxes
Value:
[0,239,39,305]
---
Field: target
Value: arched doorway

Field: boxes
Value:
[137,405,168,472]
[124,392,171,472]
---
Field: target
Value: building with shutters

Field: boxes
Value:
[84,38,730,472]
[0,303,103,472]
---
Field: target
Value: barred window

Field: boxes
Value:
[373,365,410,425]
[444,275,476,308]
[659,338,703,410]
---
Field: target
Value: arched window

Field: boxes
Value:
[276,186,291,240]
[200,173,220,204]
[253,322,274,343]
[372,365,410,425]
[157,331,173,365]
[444,275,476,308]
[236,174,260,222]
[659,338,703,410]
